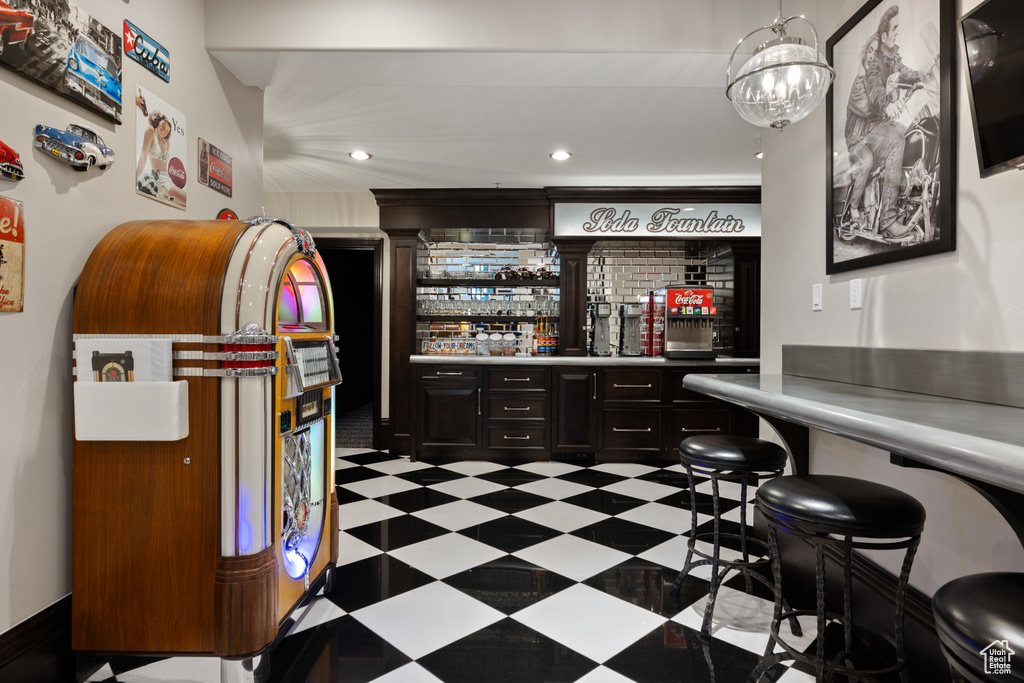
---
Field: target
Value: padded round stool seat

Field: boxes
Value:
[751,475,925,682]
[679,434,788,471]
[933,572,1024,682]
[672,435,792,639]
[756,475,926,537]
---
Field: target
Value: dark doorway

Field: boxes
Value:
[317,238,383,450]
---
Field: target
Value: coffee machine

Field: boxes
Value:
[619,303,643,356]
[663,287,717,359]
[591,301,611,356]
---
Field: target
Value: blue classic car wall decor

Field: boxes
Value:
[34,123,114,171]
[63,37,122,124]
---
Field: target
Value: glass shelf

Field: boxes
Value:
[418,278,559,288]
[418,316,559,324]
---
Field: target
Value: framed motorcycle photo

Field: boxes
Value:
[826,0,956,274]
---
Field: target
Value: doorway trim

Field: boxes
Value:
[316,238,384,450]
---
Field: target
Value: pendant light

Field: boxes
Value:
[726,0,835,131]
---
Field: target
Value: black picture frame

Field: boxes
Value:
[826,0,955,274]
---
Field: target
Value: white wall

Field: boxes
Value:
[261,192,390,417]
[761,0,1024,593]
[0,0,264,635]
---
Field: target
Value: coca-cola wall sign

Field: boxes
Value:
[554,203,761,238]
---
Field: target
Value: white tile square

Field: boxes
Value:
[600,478,679,502]
[388,532,507,579]
[693,477,747,501]
[513,477,593,500]
[671,586,816,655]
[338,499,406,530]
[513,500,610,533]
[412,499,508,531]
[663,463,687,474]
[573,667,640,683]
[636,537,738,581]
[512,534,631,582]
[366,458,435,475]
[337,530,383,566]
[335,458,361,470]
[336,447,380,458]
[352,582,504,660]
[721,500,756,525]
[284,596,346,637]
[439,460,509,476]
[590,462,660,478]
[341,475,422,499]
[368,662,445,683]
[427,476,507,499]
[514,461,584,477]
[512,583,667,663]
[615,501,690,535]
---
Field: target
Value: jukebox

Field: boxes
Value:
[71,217,341,661]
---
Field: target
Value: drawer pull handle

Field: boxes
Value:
[503,377,531,382]
[681,427,722,433]
[613,383,652,388]
[504,407,531,411]
[437,371,463,376]
[613,427,652,433]
[504,435,531,440]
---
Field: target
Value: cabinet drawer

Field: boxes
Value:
[487,367,549,392]
[601,409,662,450]
[667,408,732,443]
[419,366,480,383]
[486,395,548,421]
[486,424,548,449]
[603,369,662,402]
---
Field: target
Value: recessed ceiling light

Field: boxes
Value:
[349,151,372,161]
[550,150,572,161]
[754,151,763,159]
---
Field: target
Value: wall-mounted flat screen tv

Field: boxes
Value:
[961,0,1024,177]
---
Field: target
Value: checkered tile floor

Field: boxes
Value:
[80,449,819,683]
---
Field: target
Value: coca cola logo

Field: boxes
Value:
[673,291,707,305]
[167,157,186,188]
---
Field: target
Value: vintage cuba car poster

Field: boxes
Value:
[0,0,123,124]
[0,195,25,312]
[135,86,187,210]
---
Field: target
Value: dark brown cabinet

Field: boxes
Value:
[552,368,598,453]
[484,367,549,458]
[415,366,481,451]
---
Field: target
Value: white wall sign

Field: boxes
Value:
[554,203,761,238]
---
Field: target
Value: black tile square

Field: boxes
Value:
[335,466,387,486]
[346,515,449,552]
[467,488,551,514]
[394,467,463,486]
[338,450,401,466]
[555,468,627,488]
[416,617,598,683]
[442,556,575,614]
[570,517,676,554]
[581,557,689,616]
[325,555,435,613]
[336,485,369,504]
[637,468,698,489]
[457,515,562,553]
[603,621,767,683]
[561,489,648,516]
[477,470,546,487]
[274,614,412,683]
[692,518,762,555]
[376,487,460,513]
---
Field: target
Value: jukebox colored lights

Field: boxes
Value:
[278,258,326,332]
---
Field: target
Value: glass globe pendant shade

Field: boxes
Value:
[729,40,833,130]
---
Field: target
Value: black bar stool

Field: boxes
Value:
[750,475,926,682]
[671,434,789,638]
[932,572,1024,682]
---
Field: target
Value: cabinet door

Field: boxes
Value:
[416,369,480,449]
[552,369,597,451]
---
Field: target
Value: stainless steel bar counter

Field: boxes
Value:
[410,355,759,367]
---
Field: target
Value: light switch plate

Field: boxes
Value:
[812,283,822,311]
[850,279,863,309]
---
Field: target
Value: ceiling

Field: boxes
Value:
[208,3,819,194]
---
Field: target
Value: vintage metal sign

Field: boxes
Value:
[123,20,170,82]
[198,138,232,198]
[554,203,761,238]
[0,196,25,312]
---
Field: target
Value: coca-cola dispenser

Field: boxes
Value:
[662,287,717,359]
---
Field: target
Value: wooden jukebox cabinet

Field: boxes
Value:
[71,218,341,660]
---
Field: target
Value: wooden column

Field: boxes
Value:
[552,239,595,356]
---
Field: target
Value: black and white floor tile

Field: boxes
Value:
[80,449,820,683]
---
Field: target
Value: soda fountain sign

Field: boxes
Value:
[554,203,761,238]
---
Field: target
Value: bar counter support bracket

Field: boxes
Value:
[890,453,1024,550]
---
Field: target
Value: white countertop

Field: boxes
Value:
[683,373,1024,495]
[410,355,759,366]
